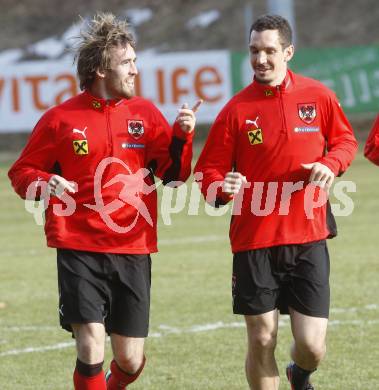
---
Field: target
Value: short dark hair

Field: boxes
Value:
[75,12,136,90]
[249,14,292,48]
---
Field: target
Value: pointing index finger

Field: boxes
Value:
[191,99,203,113]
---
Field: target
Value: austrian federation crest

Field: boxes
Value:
[128,120,145,140]
[298,103,317,124]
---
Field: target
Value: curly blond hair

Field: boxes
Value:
[75,12,136,90]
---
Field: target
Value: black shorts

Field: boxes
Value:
[232,240,330,318]
[57,249,151,337]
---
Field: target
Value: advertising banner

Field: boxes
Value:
[231,46,379,113]
[0,51,231,132]
[2,46,379,133]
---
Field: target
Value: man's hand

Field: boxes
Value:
[301,162,335,191]
[47,175,76,197]
[222,172,247,195]
[176,100,203,133]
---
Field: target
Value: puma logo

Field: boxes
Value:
[246,116,259,128]
[72,127,87,138]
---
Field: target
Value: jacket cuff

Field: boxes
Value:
[173,122,194,141]
[25,173,54,200]
[215,186,234,207]
[317,158,340,176]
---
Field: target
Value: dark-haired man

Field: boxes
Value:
[195,14,357,390]
[9,12,201,390]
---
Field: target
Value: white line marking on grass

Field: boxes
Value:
[158,325,181,333]
[1,326,57,332]
[183,320,289,333]
[1,317,378,357]
[0,341,75,357]
[188,321,245,332]
[328,319,379,326]
[149,317,379,339]
[1,304,378,357]
[363,304,379,310]
[330,304,379,314]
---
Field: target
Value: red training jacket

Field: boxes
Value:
[195,70,357,253]
[364,114,379,165]
[9,91,193,254]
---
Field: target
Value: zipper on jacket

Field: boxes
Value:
[277,86,288,135]
[105,101,113,155]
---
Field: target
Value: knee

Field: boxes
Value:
[249,329,277,353]
[76,336,104,362]
[115,352,144,374]
[309,343,326,364]
[297,340,326,365]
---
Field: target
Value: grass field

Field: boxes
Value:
[0,149,378,389]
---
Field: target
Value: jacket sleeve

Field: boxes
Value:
[318,94,358,176]
[146,106,193,185]
[364,114,379,165]
[194,107,235,207]
[8,111,58,200]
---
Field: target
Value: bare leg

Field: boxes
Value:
[105,334,146,389]
[110,334,145,373]
[72,323,106,364]
[71,323,107,389]
[289,308,328,370]
[245,310,280,390]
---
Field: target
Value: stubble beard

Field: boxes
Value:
[254,73,274,85]
[123,81,136,99]
[254,67,274,85]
